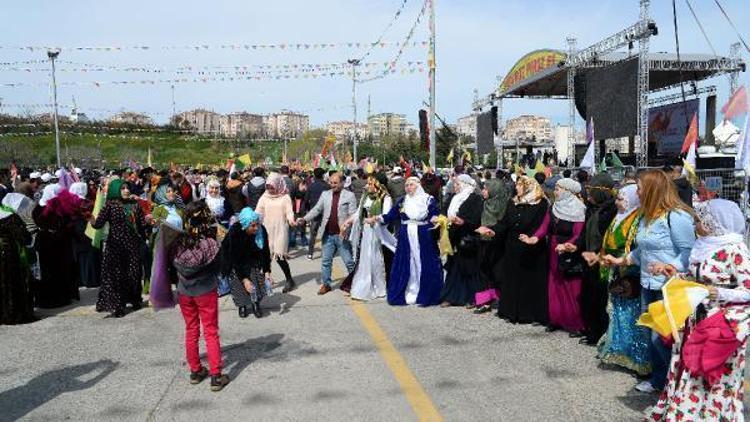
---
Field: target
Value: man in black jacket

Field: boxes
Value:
[663,160,693,207]
[303,168,330,259]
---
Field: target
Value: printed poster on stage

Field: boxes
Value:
[648,99,700,156]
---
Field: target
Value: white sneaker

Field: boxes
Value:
[635,381,656,393]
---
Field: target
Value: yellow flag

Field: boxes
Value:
[534,159,545,173]
[237,154,252,166]
[637,277,709,340]
[446,148,454,163]
[432,215,453,257]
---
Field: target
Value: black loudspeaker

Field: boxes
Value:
[419,109,429,149]
[491,106,498,134]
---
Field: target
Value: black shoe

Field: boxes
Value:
[282,280,297,294]
[580,337,597,346]
[210,374,231,392]
[473,305,492,314]
[110,308,126,318]
[545,326,558,333]
[253,301,263,318]
[190,367,209,385]
[238,306,248,318]
[307,254,314,260]
[569,331,585,338]
[131,301,143,311]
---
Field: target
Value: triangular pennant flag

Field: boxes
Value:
[721,86,748,120]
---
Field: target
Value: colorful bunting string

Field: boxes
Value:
[0,41,428,52]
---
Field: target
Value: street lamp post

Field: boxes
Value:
[348,58,360,163]
[48,50,61,168]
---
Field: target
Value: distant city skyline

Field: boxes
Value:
[0,0,748,129]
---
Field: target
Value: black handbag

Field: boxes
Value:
[608,267,641,299]
[557,252,585,277]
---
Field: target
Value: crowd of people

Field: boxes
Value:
[0,158,748,419]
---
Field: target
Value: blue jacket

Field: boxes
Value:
[628,209,695,290]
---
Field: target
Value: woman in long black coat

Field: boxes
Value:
[478,175,549,325]
[439,175,484,307]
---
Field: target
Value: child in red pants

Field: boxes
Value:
[172,201,230,392]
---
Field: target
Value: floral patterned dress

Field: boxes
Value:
[647,242,750,421]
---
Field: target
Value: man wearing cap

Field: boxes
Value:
[387,166,405,201]
[15,172,41,199]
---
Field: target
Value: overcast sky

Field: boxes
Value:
[1,0,748,128]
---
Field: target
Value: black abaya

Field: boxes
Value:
[492,199,549,324]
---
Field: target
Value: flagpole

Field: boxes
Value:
[48,50,61,168]
[428,0,437,169]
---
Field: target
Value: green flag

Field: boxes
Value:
[610,152,624,168]
[599,156,607,173]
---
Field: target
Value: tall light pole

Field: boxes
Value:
[348,58,360,163]
[428,0,437,169]
[48,50,61,168]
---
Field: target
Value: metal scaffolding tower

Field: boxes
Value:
[566,36,578,166]
[636,0,651,168]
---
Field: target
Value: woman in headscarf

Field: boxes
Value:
[477,175,549,324]
[439,174,485,307]
[578,173,618,345]
[170,201,230,392]
[32,183,80,308]
[605,169,696,394]
[0,193,35,324]
[255,172,297,293]
[204,177,232,227]
[366,176,443,306]
[220,207,272,319]
[473,178,510,314]
[645,199,750,421]
[69,182,101,288]
[341,173,394,301]
[152,180,184,230]
[586,184,650,376]
[90,178,147,318]
[523,177,586,334]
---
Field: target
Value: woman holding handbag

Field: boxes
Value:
[522,177,586,334]
[584,184,650,376]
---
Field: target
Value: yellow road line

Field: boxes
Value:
[333,264,443,421]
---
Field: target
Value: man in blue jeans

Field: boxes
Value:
[298,173,357,295]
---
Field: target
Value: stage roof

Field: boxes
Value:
[499,52,746,99]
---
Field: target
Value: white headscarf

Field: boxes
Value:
[204,178,225,217]
[39,184,62,207]
[2,192,35,223]
[552,178,586,222]
[447,174,476,218]
[403,176,431,221]
[690,199,746,265]
[612,184,640,227]
[69,182,88,200]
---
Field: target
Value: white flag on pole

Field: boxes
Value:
[579,118,596,174]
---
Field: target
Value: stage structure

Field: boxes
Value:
[473,0,745,168]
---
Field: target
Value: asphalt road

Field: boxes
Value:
[0,247,665,421]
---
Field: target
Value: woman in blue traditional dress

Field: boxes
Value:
[584,184,650,376]
[367,176,443,306]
